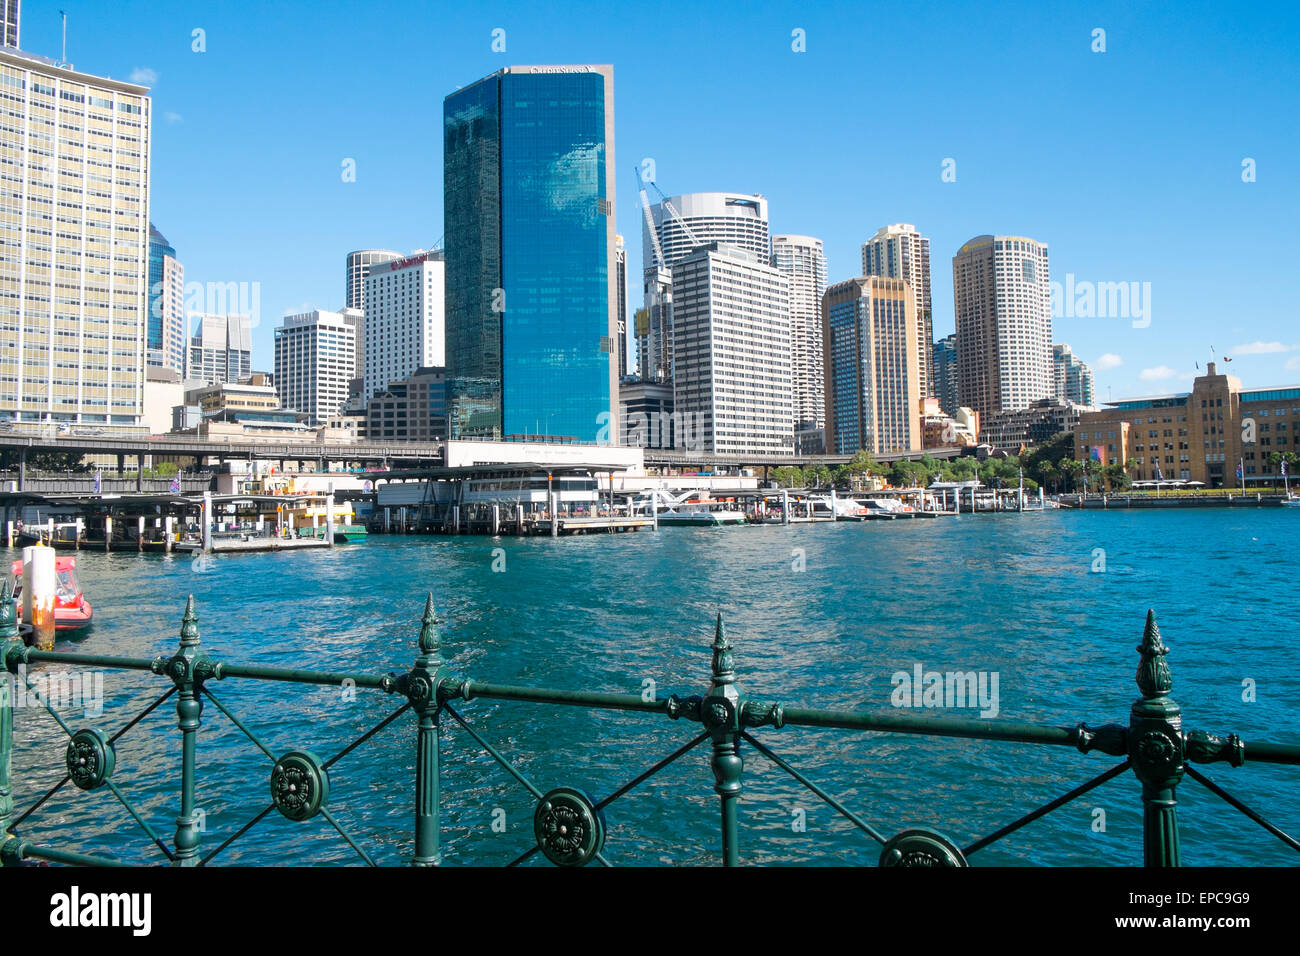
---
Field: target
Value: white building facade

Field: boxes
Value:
[639,192,770,384]
[772,234,826,432]
[0,48,151,431]
[345,248,401,312]
[672,243,792,456]
[362,250,444,404]
[186,313,252,386]
[274,309,358,424]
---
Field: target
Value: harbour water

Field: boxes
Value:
[6,509,1298,866]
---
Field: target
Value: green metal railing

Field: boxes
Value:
[1,583,1297,867]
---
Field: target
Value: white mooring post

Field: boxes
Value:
[549,491,559,537]
[23,544,56,651]
[326,483,335,548]
[491,504,500,537]
[782,489,790,525]
[103,516,111,552]
[5,520,12,548]
[75,517,84,549]
[165,515,174,553]
[202,492,213,553]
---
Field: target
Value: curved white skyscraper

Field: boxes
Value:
[639,192,769,383]
[346,249,402,312]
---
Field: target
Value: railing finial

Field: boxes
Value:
[1136,608,1171,699]
[418,593,440,655]
[179,595,200,648]
[710,613,734,690]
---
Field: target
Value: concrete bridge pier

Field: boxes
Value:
[17,447,25,492]
[137,453,145,491]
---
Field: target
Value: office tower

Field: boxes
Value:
[274,310,358,424]
[366,366,446,441]
[862,224,933,399]
[362,249,445,404]
[640,192,769,384]
[0,49,150,431]
[933,333,959,416]
[186,314,252,385]
[615,235,628,380]
[1053,343,1095,407]
[346,249,401,312]
[444,65,618,442]
[672,242,792,455]
[148,224,186,375]
[952,234,1052,418]
[822,276,921,456]
[1,1,17,49]
[772,234,827,432]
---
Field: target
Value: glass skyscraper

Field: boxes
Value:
[443,65,617,442]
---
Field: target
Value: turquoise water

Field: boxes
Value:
[5,509,1298,866]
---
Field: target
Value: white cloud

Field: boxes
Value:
[1230,341,1296,355]
[1140,366,1181,381]
[1093,353,1123,371]
[1286,356,1300,371]
[164,112,183,124]
[129,67,158,86]
[282,302,317,316]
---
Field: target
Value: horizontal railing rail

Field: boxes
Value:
[0,587,1296,867]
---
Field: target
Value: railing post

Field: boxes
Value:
[702,614,743,866]
[1129,610,1184,866]
[0,581,20,851]
[167,596,209,866]
[409,594,445,866]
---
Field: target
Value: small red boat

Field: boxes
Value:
[10,556,94,632]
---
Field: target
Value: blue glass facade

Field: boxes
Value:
[147,223,174,354]
[444,67,615,442]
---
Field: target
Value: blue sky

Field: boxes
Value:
[23,0,1300,400]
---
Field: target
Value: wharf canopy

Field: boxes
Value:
[375,462,627,521]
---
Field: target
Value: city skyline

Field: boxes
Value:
[16,0,1298,405]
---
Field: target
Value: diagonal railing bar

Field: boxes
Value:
[1184,765,1300,853]
[103,778,175,862]
[11,670,175,860]
[443,703,544,800]
[963,760,1131,858]
[740,731,887,845]
[505,845,540,867]
[593,731,709,812]
[319,806,377,866]
[107,687,178,745]
[17,667,79,739]
[323,702,411,771]
[9,773,72,830]
[13,687,183,831]
[198,803,276,867]
[200,687,277,762]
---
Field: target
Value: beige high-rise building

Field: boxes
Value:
[822,276,921,455]
[862,224,933,399]
[0,48,151,432]
[952,234,1052,419]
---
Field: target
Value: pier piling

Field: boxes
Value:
[21,545,55,651]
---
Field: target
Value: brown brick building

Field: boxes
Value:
[1075,362,1300,487]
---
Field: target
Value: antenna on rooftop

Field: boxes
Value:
[59,10,68,66]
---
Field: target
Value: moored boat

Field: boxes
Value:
[10,556,94,632]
